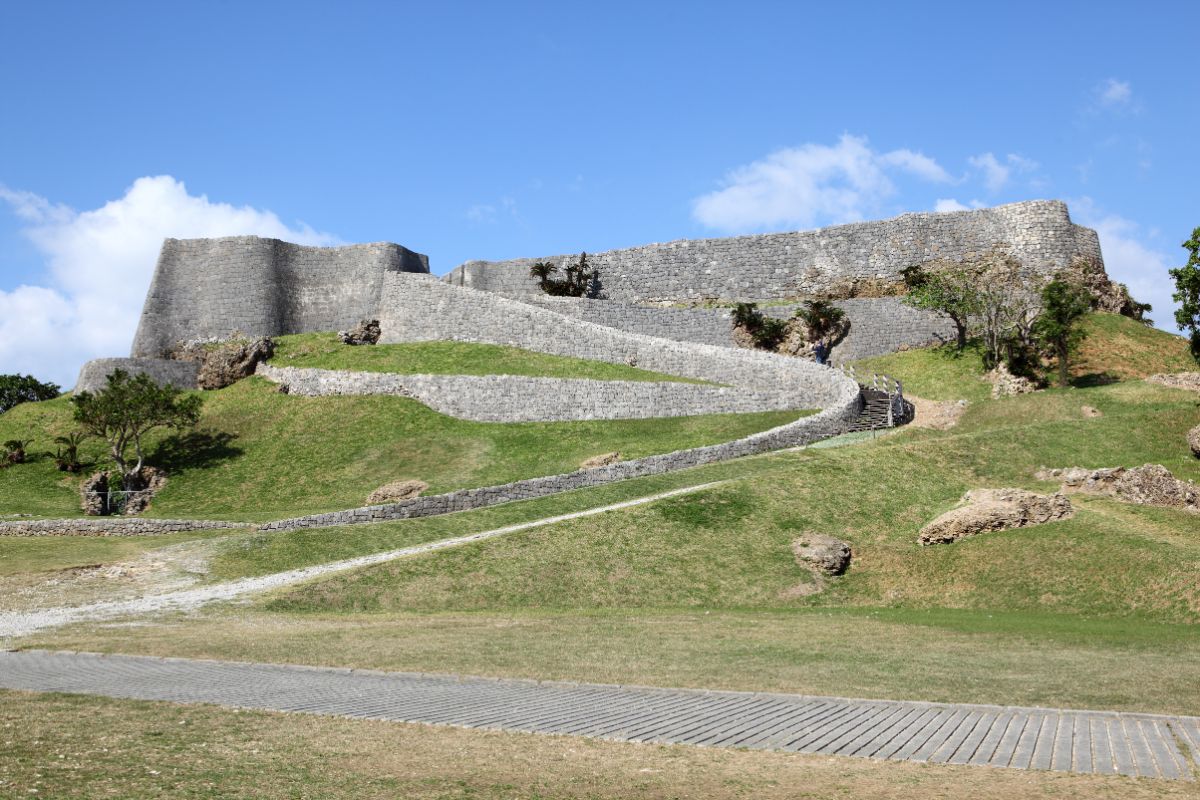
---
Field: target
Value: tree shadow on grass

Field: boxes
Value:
[1071,372,1120,388]
[150,430,242,473]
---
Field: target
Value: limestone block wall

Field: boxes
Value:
[74,358,200,393]
[444,200,1102,303]
[131,236,430,357]
[377,274,857,408]
[256,364,806,422]
[0,518,252,537]
[518,296,955,361]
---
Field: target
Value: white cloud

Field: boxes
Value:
[1072,197,1180,332]
[1098,78,1132,108]
[692,134,953,232]
[466,203,497,223]
[968,152,1039,193]
[0,175,338,388]
[934,198,971,212]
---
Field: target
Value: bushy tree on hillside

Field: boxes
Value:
[0,374,61,414]
[1035,278,1092,387]
[71,370,202,490]
[794,300,847,343]
[900,262,981,350]
[1170,226,1200,363]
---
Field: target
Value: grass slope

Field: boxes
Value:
[271,334,709,383]
[0,378,803,521]
[853,312,1193,401]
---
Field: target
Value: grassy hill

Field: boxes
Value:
[852,312,1193,401]
[0,341,804,521]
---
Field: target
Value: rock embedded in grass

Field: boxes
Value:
[1046,464,1199,513]
[918,488,1074,546]
[580,452,621,469]
[1080,405,1102,418]
[366,479,428,505]
[1189,425,1200,459]
[791,534,852,575]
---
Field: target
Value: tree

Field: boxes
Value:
[529,253,599,297]
[1035,278,1092,387]
[973,251,1043,375]
[1170,226,1200,363]
[0,374,61,414]
[50,432,88,473]
[731,303,788,350]
[794,300,847,343]
[71,370,202,490]
[900,262,981,350]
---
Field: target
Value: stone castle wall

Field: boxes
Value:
[75,358,200,393]
[256,364,806,421]
[444,200,1102,303]
[131,236,429,358]
[520,296,955,361]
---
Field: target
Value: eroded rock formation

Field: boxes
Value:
[918,488,1074,545]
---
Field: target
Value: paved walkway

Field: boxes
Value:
[1,651,1195,781]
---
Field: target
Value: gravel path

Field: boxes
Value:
[2,650,1195,781]
[0,482,722,642]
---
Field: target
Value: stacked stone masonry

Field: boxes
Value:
[522,296,956,361]
[132,237,429,358]
[0,518,253,537]
[256,364,807,422]
[74,358,200,394]
[444,201,1103,303]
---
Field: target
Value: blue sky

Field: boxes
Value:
[2,0,1197,386]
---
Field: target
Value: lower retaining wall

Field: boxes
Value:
[260,383,860,532]
[256,364,805,421]
[0,518,253,537]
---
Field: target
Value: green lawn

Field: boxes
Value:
[0,377,805,522]
[852,312,1193,401]
[270,334,710,383]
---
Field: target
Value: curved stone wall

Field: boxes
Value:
[131,236,430,357]
[377,274,858,407]
[444,200,1102,303]
[74,358,199,393]
[255,364,806,421]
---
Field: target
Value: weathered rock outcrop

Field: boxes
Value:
[1038,464,1199,513]
[338,319,381,346]
[918,488,1074,545]
[791,534,852,575]
[170,336,275,390]
[1189,425,1200,459]
[1147,373,1200,392]
[80,467,167,516]
[580,452,621,469]
[986,364,1039,399]
[80,471,109,516]
[366,479,428,505]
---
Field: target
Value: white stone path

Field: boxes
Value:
[0,482,723,641]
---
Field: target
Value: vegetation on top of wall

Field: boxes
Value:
[529,252,599,298]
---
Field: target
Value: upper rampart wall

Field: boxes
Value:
[131,237,429,357]
[443,200,1102,303]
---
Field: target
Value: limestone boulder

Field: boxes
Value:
[791,534,852,576]
[338,319,381,346]
[918,488,1074,546]
[1079,465,1198,512]
[985,364,1039,399]
[1080,405,1103,418]
[1189,425,1200,459]
[366,479,428,505]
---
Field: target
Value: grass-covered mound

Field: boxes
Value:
[268,379,1200,619]
[852,312,1193,401]
[270,334,709,383]
[0,377,805,522]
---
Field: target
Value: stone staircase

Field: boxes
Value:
[835,368,912,433]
